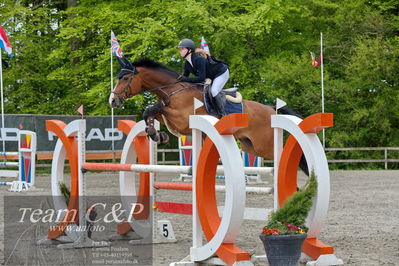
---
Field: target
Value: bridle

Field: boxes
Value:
[111,68,137,100]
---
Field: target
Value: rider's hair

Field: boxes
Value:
[195,48,210,59]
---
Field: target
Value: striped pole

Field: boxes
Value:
[83,162,191,174]
[83,162,272,176]
[154,182,272,194]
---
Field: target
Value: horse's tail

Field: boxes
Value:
[274,105,309,176]
[275,106,304,119]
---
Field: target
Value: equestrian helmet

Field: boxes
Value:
[177,39,196,50]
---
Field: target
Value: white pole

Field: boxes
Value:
[110,31,115,162]
[320,32,325,148]
[192,128,202,249]
[0,51,5,155]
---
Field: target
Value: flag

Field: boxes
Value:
[111,31,124,58]
[77,105,84,116]
[276,98,287,111]
[200,36,210,54]
[0,26,13,57]
[194,98,204,111]
[310,51,321,67]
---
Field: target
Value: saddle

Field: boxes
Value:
[203,78,244,116]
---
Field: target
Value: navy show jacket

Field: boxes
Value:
[181,53,228,83]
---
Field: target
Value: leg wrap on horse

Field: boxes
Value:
[159,132,170,143]
[143,105,163,135]
[142,104,170,144]
[143,105,163,121]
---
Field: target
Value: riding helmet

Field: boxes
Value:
[177,39,196,50]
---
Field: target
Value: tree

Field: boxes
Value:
[0,0,397,150]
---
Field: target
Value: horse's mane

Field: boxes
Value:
[133,58,179,78]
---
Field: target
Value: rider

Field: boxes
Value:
[177,38,229,116]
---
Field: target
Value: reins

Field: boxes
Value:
[114,67,205,106]
[143,80,203,107]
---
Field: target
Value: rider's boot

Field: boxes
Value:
[214,93,226,117]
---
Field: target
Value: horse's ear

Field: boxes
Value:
[117,57,127,68]
[122,56,135,70]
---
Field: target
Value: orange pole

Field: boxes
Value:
[154,182,192,191]
[83,162,132,171]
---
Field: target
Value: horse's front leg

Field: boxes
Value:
[142,105,169,143]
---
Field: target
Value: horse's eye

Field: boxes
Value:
[124,76,129,81]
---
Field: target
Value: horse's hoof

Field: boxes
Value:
[146,127,156,136]
[159,132,170,143]
[149,134,159,143]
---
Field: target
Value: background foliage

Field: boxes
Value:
[0,0,398,150]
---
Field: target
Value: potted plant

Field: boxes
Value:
[59,183,97,237]
[260,171,317,266]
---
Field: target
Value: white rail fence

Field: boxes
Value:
[35,147,399,169]
[325,147,399,170]
[157,147,399,170]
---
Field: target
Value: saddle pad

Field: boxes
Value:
[203,93,244,116]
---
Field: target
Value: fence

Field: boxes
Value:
[155,147,399,169]
[325,147,399,170]
[33,147,399,169]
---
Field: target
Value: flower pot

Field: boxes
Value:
[259,234,307,266]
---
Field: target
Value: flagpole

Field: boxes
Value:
[320,32,325,148]
[110,31,115,162]
[0,51,5,155]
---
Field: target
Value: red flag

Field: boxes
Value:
[0,26,13,57]
[111,31,124,58]
[310,51,322,67]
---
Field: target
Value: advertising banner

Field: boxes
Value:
[0,114,136,152]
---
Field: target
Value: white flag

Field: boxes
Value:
[200,36,210,54]
[276,98,287,111]
[77,105,84,116]
[194,98,204,111]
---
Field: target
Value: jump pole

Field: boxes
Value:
[84,162,271,176]
[176,136,272,183]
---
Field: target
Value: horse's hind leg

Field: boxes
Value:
[239,137,257,156]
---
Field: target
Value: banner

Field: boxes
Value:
[0,114,136,152]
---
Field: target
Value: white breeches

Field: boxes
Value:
[211,69,229,97]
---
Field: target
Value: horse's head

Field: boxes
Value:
[109,56,141,108]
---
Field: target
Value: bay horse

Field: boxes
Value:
[109,56,307,172]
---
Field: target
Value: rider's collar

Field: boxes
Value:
[186,53,193,67]
[183,49,192,59]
